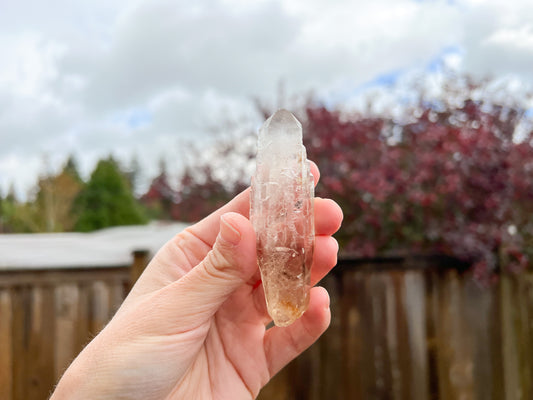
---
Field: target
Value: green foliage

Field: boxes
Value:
[73,157,147,232]
[0,186,42,233]
[1,155,85,233]
[0,189,20,232]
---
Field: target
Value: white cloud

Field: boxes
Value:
[2,0,533,197]
[77,0,301,111]
[461,0,533,77]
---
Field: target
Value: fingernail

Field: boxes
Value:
[220,215,241,245]
[331,236,339,250]
[322,288,331,309]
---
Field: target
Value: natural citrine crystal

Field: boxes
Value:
[250,109,314,327]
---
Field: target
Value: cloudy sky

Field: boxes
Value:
[2,0,533,197]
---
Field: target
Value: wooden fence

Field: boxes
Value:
[1,255,532,399]
[0,265,131,400]
[259,257,533,400]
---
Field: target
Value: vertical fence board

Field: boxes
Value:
[27,286,55,400]
[341,270,362,399]
[373,272,393,398]
[385,272,401,400]
[404,271,429,400]
[501,275,521,400]
[287,335,312,399]
[366,272,382,398]
[483,275,505,400]
[451,271,475,400]
[76,284,91,351]
[0,289,13,400]
[11,287,29,400]
[425,270,440,399]
[523,274,533,400]
[54,284,80,382]
[305,333,322,400]
[516,275,532,400]
[464,277,496,400]
[434,270,476,400]
[392,271,413,400]
[319,275,342,400]
[110,279,126,317]
[438,271,455,400]
[90,281,111,335]
[360,272,378,398]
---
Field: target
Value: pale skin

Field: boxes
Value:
[51,163,343,400]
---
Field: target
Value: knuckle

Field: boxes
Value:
[203,247,235,280]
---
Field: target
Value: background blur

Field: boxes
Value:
[1,1,533,399]
[2,0,533,201]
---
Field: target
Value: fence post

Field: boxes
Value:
[131,249,150,287]
[0,289,12,400]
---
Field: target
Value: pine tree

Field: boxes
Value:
[0,184,29,233]
[73,157,147,232]
[63,155,82,182]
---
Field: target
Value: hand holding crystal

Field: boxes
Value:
[51,165,343,400]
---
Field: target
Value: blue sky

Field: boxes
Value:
[2,0,533,197]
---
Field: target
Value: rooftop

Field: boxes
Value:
[0,222,189,271]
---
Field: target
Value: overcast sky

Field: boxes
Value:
[2,0,533,197]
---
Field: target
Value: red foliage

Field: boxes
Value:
[149,79,533,277]
[170,166,246,223]
[140,171,177,220]
[142,172,176,203]
[305,100,533,276]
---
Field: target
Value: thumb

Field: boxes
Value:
[165,212,257,327]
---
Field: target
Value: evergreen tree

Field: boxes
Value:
[74,157,147,232]
[63,155,82,182]
[6,183,16,203]
[0,184,31,233]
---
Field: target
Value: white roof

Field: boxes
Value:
[0,222,190,270]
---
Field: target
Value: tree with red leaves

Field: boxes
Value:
[163,75,533,277]
[141,162,177,220]
[304,97,533,279]
[169,165,248,223]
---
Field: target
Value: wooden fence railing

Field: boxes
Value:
[1,255,532,400]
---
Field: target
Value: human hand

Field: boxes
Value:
[51,163,343,400]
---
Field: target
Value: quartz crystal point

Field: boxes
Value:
[250,109,314,327]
